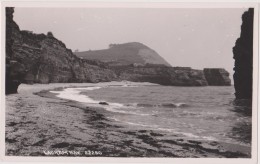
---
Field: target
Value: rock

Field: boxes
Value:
[112,65,209,86]
[233,8,254,99]
[161,103,177,108]
[99,102,109,105]
[203,68,231,86]
[5,8,25,94]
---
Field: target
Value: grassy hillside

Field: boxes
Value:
[74,42,171,67]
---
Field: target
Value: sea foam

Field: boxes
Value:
[108,117,217,141]
[50,87,101,104]
[50,86,150,116]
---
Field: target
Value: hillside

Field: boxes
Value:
[74,42,171,67]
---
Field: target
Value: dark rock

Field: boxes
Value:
[233,8,254,99]
[5,137,17,143]
[99,102,109,105]
[137,103,155,107]
[150,132,164,137]
[5,7,25,94]
[203,68,231,86]
[209,141,219,146]
[161,103,177,108]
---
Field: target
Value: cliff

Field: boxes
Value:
[111,65,208,86]
[203,68,231,86]
[6,7,25,94]
[5,7,116,94]
[74,42,171,67]
[233,8,254,99]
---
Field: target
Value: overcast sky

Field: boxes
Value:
[14,8,247,83]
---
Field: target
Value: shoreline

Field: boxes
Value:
[5,83,251,157]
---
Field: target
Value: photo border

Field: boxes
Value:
[0,1,259,164]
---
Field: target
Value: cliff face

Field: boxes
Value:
[74,42,171,67]
[6,7,25,94]
[18,33,116,84]
[233,8,254,99]
[112,65,208,86]
[5,7,116,94]
[203,68,231,86]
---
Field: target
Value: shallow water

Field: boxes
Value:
[52,85,252,147]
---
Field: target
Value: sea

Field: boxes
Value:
[51,84,252,147]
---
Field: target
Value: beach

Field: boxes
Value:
[5,82,251,157]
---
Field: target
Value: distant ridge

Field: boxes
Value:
[74,42,171,67]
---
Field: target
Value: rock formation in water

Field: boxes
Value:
[5,7,116,94]
[74,42,171,67]
[203,68,231,86]
[233,8,254,99]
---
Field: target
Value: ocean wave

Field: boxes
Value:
[105,107,151,116]
[50,87,151,116]
[134,102,189,108]
[107,117,159,128]
[160,103,189,108]
[50,87,101,104]
[121,84,139,88]
[104,103,151,116]
[108,117,217,141]
[137,103,155,108]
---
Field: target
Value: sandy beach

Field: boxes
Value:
[5,82,251,157]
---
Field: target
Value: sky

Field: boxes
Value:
[14,8,247,83]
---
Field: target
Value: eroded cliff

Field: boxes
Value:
[233,8,254,99]
[112,65,208,86]
[5,7,116,94]
[203,68,231,86]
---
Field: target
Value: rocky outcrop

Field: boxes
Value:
[112,65,208,86]
[74,42,171,67]
[203,68,231,86]
[5,7,116,94]
[6,7,25,94]
[233,8,254,99]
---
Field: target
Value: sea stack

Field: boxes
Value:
[233,8,254,99]
[203,68,231,86]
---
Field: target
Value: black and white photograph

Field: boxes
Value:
[1,1,259,163]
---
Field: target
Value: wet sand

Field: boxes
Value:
[5,83,251,157]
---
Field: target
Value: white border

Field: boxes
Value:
[0,1,259,164]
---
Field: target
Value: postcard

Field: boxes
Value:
[1,1,258,164]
